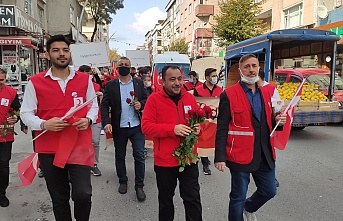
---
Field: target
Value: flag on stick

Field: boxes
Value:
[271,79,306,150]
[16,153,39,187]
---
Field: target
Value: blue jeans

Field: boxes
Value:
[113,125,145,189]
[228,160,276,221]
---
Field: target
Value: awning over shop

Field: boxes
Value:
[0,36,38,50]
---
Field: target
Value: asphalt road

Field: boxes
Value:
[1,123,343,221]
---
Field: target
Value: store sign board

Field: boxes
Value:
[0,5,15,27]
[70,42,110,69]
[0,36,32,45]
[315,20,343,44]
[15,7,43,35]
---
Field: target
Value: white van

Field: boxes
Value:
[152,52,191,80]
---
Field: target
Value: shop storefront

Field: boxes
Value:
[315,20,343,77]
[0,5,44,94]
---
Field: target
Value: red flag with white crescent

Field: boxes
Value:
[152,68,163,92]
[272,79,306,150]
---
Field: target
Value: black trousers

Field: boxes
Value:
[38,154,92,221]
[154,163,202,221]
[0,142,12,195]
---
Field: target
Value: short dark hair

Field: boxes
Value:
[188,71,197,77]
[205,68,217,77]
[0,66,7,75]
[78,65,92,73]
[161,65,181,80]
[239,54,257,67]
[46,35,71,52]
[258,68,265,79]
[131,67,136,70]
[139,67,149,75]
[119,56,130,61]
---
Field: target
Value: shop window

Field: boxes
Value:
[38,5,44,24]
[25,0,32,16]
[70,6,75,24]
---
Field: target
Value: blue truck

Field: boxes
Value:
[224,29,343,127]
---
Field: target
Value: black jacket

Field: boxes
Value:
[101,78,147,133]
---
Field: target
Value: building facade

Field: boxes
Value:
[82,7,109,42]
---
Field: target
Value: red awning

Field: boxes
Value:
[0,36,32,46]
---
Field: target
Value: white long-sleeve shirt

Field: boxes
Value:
[20,67,98,130]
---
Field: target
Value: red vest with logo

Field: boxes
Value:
[0,85,17,142]
[195,84,222,97]
[225,83,276,164]
[30,71,93,157]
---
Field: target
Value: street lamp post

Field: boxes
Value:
[76,0,89,43]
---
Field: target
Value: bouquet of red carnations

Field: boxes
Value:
[173,105,212,172]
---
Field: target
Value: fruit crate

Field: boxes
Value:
[318,101,340,110]
[297,101,319,111]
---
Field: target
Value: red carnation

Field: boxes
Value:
[130,91,135,96]
[188,109,196,117]
[196,108,206,118]
[126,98,132,104]
[203,105,212,119]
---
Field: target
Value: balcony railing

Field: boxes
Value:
[195,4,214,17]
[196,28,213,38]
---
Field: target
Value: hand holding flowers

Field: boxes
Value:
[173,106,212,172]
[126,91,142,119]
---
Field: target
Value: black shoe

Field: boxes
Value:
[136,188,146,202]
[203,165,212,175]
[38,169,44,178]
[91,165,102,176]
[0,194,9,207]
[118,184,127,194]
[275,178,280,187]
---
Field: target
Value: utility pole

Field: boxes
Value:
[76,0,89,43]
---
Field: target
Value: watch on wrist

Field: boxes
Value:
[87,118,92,125]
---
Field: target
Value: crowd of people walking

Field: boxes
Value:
[0,34,287,221]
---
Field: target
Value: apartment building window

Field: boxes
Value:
[185,8,187,18]
[175,12,179,23]
[194,0,197,9]
[189,24,192,34]
[38,6,44,24]
[189,4,192,14]
[157,40,162,46]
[199,0,204,4]
[70,6,75,24]
[283,3,303,29]
[181,13,183,21]
[158,50,162,54]
[24,0,32,15]
[199,20,206,28]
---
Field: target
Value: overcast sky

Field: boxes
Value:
[108,0,168,56]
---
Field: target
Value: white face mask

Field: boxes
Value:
[240,70,259,85]
[189,78,194,83]
[146,81,151,87]
[211,77,218,85]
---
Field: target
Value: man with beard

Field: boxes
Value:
[20,35,98,221]
[214,54,286,221]
[101,57,147,202]
[142,65,203,221]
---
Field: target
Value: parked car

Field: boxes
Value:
[274,68,343,104]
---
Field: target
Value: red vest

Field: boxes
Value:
[225,83,276,164]
[30,71,93,161]
[184,81,203,91]
[0,85,17,142]
[195,84,222,97]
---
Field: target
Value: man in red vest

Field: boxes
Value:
[183,71,203,91]
[214,54,286,221]
[20,35,98,221]
[194,68,223,175]
[0,67,21,207]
